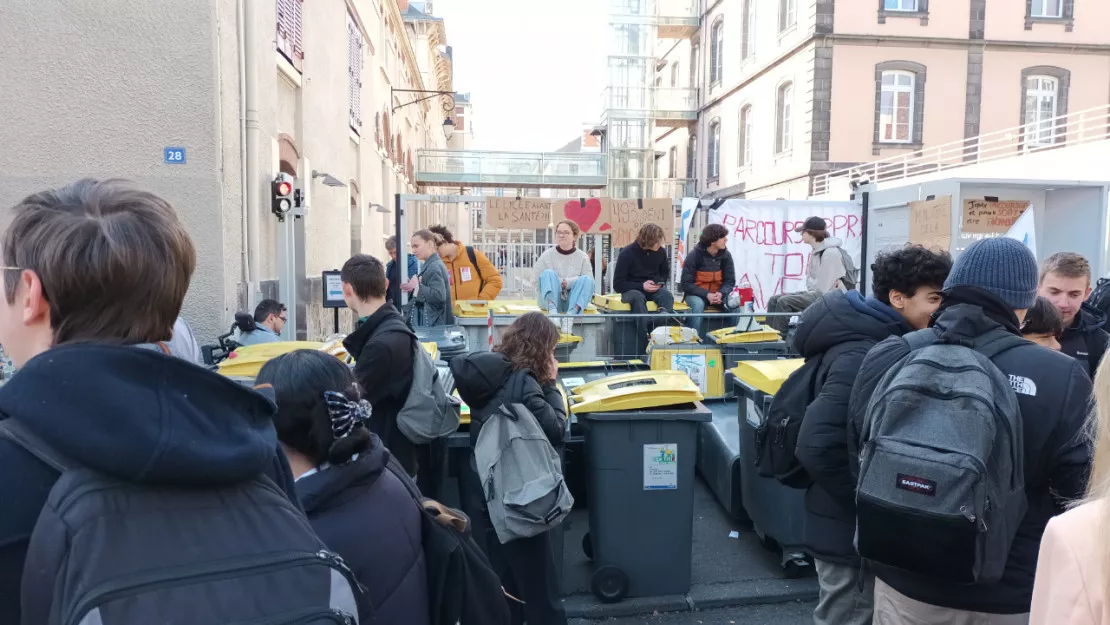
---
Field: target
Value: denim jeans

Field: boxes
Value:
[537,269,595,314]
[683,294,737,338]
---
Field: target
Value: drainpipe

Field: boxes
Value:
[239,0,262,311]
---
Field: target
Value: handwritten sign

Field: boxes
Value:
[486,197,551,229]
[610,198,674,248]
[552,198,611,235]
[708,200,863,311]
[962,199,1030,234]
[909,196,952,252]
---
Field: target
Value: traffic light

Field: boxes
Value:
[271,173,294,217]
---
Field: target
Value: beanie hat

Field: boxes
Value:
[943,237,1038,309]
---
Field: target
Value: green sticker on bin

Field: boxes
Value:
[708,359,717,367]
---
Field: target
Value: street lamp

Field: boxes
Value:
[443,117,456,140]
[370,202,390,213]
[311,170,346,187]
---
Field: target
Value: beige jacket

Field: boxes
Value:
[1030,501,1110,625]
[806,237,848,294]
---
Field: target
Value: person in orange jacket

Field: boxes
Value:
[429,225,503,301]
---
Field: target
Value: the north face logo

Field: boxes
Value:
[1009,375,1037,396]
[896,473,937,496]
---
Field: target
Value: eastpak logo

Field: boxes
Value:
[896,473,937,496]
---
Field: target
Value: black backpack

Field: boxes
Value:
[465,245,486,292]
[1,420,365,625]
[754,355,824,489]
[1089,278,1110,318]
[385,457,512,625]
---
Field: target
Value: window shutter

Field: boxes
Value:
[709,25,719,83]
[276,0,305,71]
[348,13,364,131]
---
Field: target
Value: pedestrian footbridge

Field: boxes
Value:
[415,149,607,189]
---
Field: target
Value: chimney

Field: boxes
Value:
[398,0,409,10]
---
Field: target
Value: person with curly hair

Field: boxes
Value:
[450,312,568,625]
[793,244,951,625]
[680,223,738,336]
[429,224,503,301]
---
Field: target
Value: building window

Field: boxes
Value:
[775,83,793,155]
[276,0,305,71]
[1030,0,1061,17]
[877,0,929,24]
[670,62,679,87]
[686,134,697,179]
[347,13,365,133]
[689,44,699,89]
[879,71,914,143]
[742,0,756,60]
[668,146,678,178]
[709,19,724,85]
[778,0,796,32]
[739,105,753,168]
[707,119,721,181]
[1020,67,1070,148]
[872,61,927,153]
[1025,0,1073,30]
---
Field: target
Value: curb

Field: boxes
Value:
[563,577,819,620]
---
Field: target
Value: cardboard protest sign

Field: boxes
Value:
[962,199,1030,234]
[486,197,551,229]
[609,198,674,248]
[909,196,952,252]
[551,198,611,235]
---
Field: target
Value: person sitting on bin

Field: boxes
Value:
[257,349,430,625]
[450,312,568,625]
[765,216,851,334]
[793,244,951,625]
[614,223,674,328]
[404,229,454,327]
[534,219,595,335]
[679,223,738,337]
[1021,296,1065,351]
[428,224,503,302]
[234,298,286,346]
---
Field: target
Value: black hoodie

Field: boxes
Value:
[793,290,911,564]
[848,290,1092,614]
[0,344,299,623]
[1059,302,1109,379]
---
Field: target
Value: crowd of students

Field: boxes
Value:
[785,236,1110,625]
[0,179,571,625]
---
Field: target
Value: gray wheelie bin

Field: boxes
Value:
[732,360,814,579]
[572,370,710,602]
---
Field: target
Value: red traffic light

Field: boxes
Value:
[276,181,293,196]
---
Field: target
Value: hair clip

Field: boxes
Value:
[324,391,372,440]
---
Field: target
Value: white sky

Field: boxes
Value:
[435,0,607,152]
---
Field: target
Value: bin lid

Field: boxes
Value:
[558,359,645,370]
[590,293,689,313]
[413,325,468,350]
[421,341,440,360]
[708,326,783,344]
[218,341,337,378]
[730,359,805,395]
[453,300,492,318]
[557,333,583,345]
[579,401,712,422]
[568,369,704,414]
[451,389,471,424]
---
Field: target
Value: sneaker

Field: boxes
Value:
[560,316,574,335]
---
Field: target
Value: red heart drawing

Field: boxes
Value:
[564,199,603,233]
[599,223,611,231]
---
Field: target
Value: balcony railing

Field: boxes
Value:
[416,150,608,189]
[610,0,698,22]
[601,86,698,120]
[653,178,695,199]
[812,105,1110,196]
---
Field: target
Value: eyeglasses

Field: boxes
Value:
[556,230,575,237]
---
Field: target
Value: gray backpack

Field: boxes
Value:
[397,341,460,444]
[474,374,573,545]
[821,247,859,291]
[856,329,1027,585]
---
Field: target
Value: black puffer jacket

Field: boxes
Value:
[296,437,429,625]
[848,291,1093,614]
[1059,302,1109,379]
[793,290,911,564]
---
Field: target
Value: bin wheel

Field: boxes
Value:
[591,565,629,603]
[582,533,593,560]
[783,553,813,579]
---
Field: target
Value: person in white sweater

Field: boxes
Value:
[534,220,595,332]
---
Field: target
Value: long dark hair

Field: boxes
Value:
[494,312,560,384]
[257,350,372,466]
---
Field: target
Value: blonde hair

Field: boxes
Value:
[1084,359,1110,504]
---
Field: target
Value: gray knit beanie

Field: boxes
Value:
[943,237,1038,309]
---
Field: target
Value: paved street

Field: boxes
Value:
[570,600,817,625]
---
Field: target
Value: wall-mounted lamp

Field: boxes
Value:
[443,117,456,140]
[312,170,346,187]
[370,202,390,213]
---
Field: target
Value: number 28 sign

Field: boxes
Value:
[163,147,186,164]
